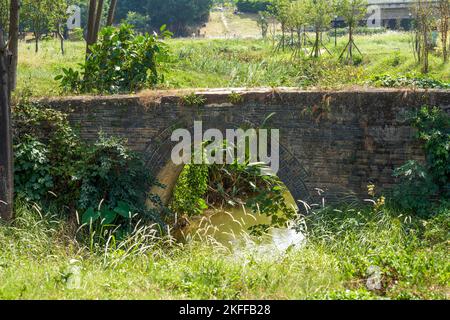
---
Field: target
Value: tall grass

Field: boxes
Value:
[0,200,447,300]
[16,32,450,97]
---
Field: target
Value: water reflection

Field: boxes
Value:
[178,193,305,255]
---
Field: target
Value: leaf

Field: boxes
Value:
[114,201,131,218]
[82,208,100,225]
[100,208,117,225]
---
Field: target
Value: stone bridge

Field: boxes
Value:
[44,88,450,206]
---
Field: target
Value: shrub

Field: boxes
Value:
[14,137,54,202]
[171,164,209,216]
[13,101,81,206]
[13,102,164,236]
[371,74,450,89]
[392,106,450,216]
[171,141,296,234]
[236,0,273,13]
[56,24,171,94]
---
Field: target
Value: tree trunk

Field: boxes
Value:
[442,16,448,63]
[34,31,39,53]
[0,28,14,221]
[8,0,19,92]
[58,26,65,55]
[106,0,118,27]
[86,0,97,55]
[314,30,320,57]
[349,25,353,62]
[92,0,104,43]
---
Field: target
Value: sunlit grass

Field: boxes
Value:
[0,201,448,300]
[15,32,450,98]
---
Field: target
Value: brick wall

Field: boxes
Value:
[41,88,450,204]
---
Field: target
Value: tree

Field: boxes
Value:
[21,0,52,53]
[49,0,72,55]
[0,0,9,34]
[0,26,14,221]
[413,0,437,73]
[8,0,18,91]
[338,0,367,64]
[106,0,118,26]
[271,0,291,50]
[122,11,150,33]
[305,0,335,58]
[288,0,308,54]
[257,11,270,38]
[86,0,97,55]
[438,0,449,62]
[92,0,105,43]
[115,0,213,36]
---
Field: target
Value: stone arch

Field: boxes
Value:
[143,118,312,207]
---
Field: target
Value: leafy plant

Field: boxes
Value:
[371,74,450,89]
[392,106,450,216]
[171,164,209,216]
[13,101,164,238]
[228,91,244,104]
[14,137,54,202]
[180,93,207,107]
[56,24,171,94]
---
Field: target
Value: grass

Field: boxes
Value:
[16,32,450,98]
[201,11,264,38]
[0,201,448,300]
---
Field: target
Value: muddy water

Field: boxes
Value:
[178,193,305,253]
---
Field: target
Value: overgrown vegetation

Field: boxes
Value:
[371,74,450,89]
[16,33,450,96]
[12,98,164,239]
[56,24,171,94]
[0,196,447,299]
[392,106,450,217]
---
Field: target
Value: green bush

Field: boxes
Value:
[56,24,171,94]
[13,101,164,236]
[371,74,450,89]
[13,101,81,206]
[170,141,296,233]
[392,106,450,216]
[14,137,54,202]
[328,27,387,37]
[171,164,209,216]
[236,0,273,13]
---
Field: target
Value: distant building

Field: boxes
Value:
[336,0,439,30]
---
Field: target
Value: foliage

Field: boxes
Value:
[0,0,9,33]
[228,91,244,104]
[171,164,210,216]
[115,0,214,36]
[56,24,171,94]
[371,74,450,89]
[392,106,450,216]
[12,101,163,235]
[122,11,151,33]
[16,34,450,96]
[13,100,81,206]
[77,134,158,214]
[0,200,448,299]
[236,0,273,13]
[180,93,207,107]
[14,138,54,202]
[171,142,297,232]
